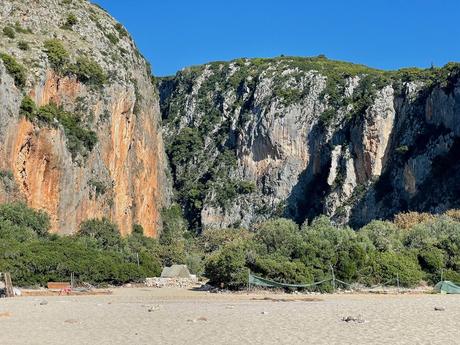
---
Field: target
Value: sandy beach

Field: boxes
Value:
[0,288,459,345]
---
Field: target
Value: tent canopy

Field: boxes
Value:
[434,281,460,294]
[160,265,191,278]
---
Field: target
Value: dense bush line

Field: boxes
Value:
[204,213,460,290]
[1,201,459,290]
[0,203,162,286]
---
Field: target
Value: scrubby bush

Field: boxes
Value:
[78,218,123,251]
[0,53,26,87]
[359,220,402,252]
[114,23,128,38]
[205,240,249,289]
[43,39,69,71]
[3,26,15,39]
[0,202,50,237]
[445,209,460,222]
[252,255,314,285]
[20,96,37,119]
[106,32,119,45]
[368,251,424,287]
[69,57,107,86]
[254,218,301,257]
[394,211,435,229]
[34,103,98,158]
[63,13,78,30]
[17,41,29,51]
[14,22,32,34]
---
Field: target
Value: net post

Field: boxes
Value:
[247,268,250,291]
[396,273,400,293]
[330,264,336,293]
[440,268,443,283]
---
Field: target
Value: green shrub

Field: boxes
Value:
[63,13,78,29]
[395,145,409,155]
[106,32,119,45]
[159,204,188,266]
[14,22,32,34]
[205,240,249,289]
[69,57,107,86]
[254,218,301,257]
[43,39,69,71]
[36,103,58,122]
[36,103,98,158]
[199,228,253,253]
[0,202,50,237]
[359,220,402,252]
[252,255,313,285]
[0,53,26,87]
[3,26,15,39]
[88,179,107,196]
[237,180,256,194]
[114,23,128,38]
[369,251,424,287]
[17,41,29,51]
[20,96,37,119]
[78,218,122,251]
[167,127,203,166]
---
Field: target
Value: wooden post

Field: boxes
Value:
[330,265,336,292]
[4,272,14,298]
[247,269,251,291]
[396,273,400,293]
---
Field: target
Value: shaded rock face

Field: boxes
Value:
[0,0,168,236]
[159,58,460,230]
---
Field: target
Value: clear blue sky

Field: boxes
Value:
[93,0,460,77]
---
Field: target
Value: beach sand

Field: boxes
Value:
[0,288,459,345]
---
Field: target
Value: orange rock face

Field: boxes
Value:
[11,118,62,231]
[0,0,168,237]
[1,71,166,237]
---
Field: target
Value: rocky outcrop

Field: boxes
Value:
[160,58,460,230]
[0,0,168,236]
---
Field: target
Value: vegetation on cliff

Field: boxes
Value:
[160,56,460,231]
[19,98,98,159]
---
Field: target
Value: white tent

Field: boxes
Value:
[160,265,192,278]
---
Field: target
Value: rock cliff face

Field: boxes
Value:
[159,57,460,230]
[0,0,168,236]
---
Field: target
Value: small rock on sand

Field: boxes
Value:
[434,306,445,311]
[39,300,48,306]
[187,316,208,323]
[261,311,269,315]
[147,305,160,312]
[342,315,366,323]
[64,319,79,324]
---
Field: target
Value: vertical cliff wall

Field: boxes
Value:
[159,57,460,230]
[0,0,168,236]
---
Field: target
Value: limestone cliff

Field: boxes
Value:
[159,57,460,230]
[0,0,168,236]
